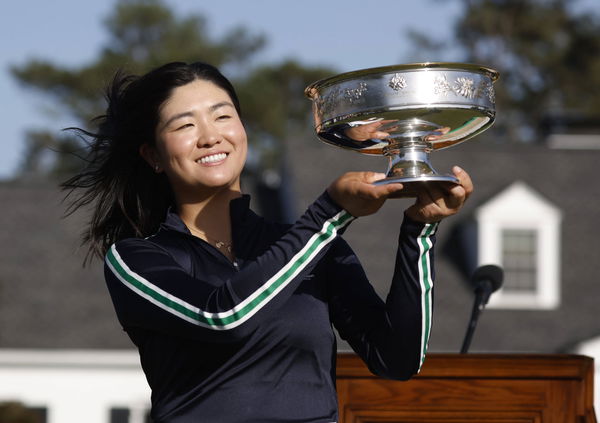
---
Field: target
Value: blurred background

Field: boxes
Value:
[0,0,599,421]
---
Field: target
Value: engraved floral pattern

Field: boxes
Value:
[453,77,476,99]
[433,75,452,96]
[481,80,495,104]
[388,74,407,91]
[344,82,368,103]
[315,71,495,120]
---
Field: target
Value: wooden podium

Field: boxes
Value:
[336,353,596,423]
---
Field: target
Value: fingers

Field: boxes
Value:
[351,172,404,201]
[440,166,473,210]
[366,173,405,197]
[373,131,391,139]
[453,166,473,198]
[362,172,387,184]
[405,167,474,223]
[327,171,405,217]
[413,183,447,220]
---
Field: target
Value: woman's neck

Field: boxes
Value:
[176,188,242,247]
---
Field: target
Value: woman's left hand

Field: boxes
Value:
[405,166,473,223]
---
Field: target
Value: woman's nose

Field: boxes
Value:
[197,124,222,147]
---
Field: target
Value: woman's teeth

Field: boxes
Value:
[198,153,227,164]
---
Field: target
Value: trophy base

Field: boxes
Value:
[373,174,459,197]
[373,174,459,185]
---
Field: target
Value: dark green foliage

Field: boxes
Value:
[411,0,600,142]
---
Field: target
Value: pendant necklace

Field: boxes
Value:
[189,227,233,254]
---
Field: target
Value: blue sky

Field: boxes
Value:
[1,0,595,179]
[0,0,468,179]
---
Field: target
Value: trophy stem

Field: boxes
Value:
[373,139,459,187]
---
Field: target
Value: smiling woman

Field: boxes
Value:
[61,61,473,423]
[142,79,248,208]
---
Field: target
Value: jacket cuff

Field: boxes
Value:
[401,212,440,237]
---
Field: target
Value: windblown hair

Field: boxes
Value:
[61,62,241,263]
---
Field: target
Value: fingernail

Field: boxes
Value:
[453,166,463,173]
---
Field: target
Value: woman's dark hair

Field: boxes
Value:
[62,61,241,263]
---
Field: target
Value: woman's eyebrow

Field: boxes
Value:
[209,101,234,112]
[162,111,194,129]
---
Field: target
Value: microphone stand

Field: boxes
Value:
[460,290,486,354]
[460,265,503,354]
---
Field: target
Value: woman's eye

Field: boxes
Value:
[217,114,231,120]
[176,123,193,130]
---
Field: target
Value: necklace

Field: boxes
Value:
[188,227,233,254]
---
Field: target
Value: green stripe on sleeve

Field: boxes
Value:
[417,222,438,370]
[106,210,355,330]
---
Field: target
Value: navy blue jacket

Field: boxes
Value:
[104,191,438,422]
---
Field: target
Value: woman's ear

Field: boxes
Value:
[139,144,162,173]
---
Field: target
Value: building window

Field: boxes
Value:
[110,408,130,423]
[501,229,537,292]
[476,181,562,309]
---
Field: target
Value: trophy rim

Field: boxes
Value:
[304,62,499,98]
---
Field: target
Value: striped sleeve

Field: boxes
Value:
[104,192,355,341]
[326,216,439,380]
[415,222,438,371]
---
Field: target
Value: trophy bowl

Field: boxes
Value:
[305,62,499,191]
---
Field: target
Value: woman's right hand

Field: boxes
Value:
[327,172,404,217]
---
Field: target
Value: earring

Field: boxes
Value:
[154,164,160,173]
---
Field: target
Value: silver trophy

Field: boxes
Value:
[305,63,499,192]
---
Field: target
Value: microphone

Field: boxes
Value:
[460,265,504,354]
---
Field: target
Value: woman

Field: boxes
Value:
[63,61,472,422]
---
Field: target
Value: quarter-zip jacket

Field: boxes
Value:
[104,191,438,423]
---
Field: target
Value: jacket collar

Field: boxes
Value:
[159,194,256,236]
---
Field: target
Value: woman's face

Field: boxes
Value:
[151,79,247,200]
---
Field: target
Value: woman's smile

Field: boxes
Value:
[197,152,228,165]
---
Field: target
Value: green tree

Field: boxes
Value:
[11,0,333,180]
[13,0,265,126]
[409,0,600,143]
[236,60,333,170]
